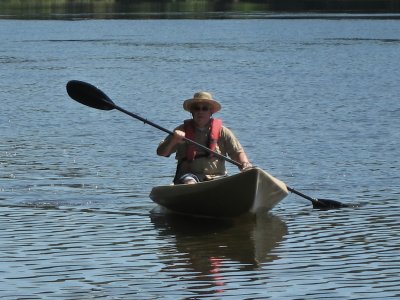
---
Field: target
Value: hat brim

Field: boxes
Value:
[183,98,221,113]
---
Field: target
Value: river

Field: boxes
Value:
[1,17,399,299]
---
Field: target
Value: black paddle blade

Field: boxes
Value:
[66,80,115,110]
[313,198,349,209]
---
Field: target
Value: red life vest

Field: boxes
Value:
[184,118,222,161]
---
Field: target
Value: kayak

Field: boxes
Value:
[149,167,289,218]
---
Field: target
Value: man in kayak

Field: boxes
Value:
[156,91,252,184]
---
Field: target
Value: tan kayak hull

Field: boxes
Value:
[149,167,288,218]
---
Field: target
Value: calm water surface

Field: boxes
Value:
[1,18,399,299]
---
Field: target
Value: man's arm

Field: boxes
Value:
[156,130,185,157]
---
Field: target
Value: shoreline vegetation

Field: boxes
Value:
[1,0,400,19]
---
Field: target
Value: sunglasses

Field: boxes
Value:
[192,105,211,112]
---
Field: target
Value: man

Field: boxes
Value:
[157,91,252,184]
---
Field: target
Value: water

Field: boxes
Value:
[1,18,400,299]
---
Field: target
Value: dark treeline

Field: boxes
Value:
[116,0,400,12]
[110,0,400,12]
[1,0,400,19]
[265,0,400,12]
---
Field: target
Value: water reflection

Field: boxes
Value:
[150,209,287,291]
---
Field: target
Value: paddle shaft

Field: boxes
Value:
[286,186,318,204]
[98,100,320,203]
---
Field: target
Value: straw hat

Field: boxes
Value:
[183,91,221,113]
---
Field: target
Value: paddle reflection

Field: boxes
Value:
[150,209,287,292]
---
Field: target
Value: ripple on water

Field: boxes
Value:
[261,200,400,299]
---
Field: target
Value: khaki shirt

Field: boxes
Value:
[160,123,243,181]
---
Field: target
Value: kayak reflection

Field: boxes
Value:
[150,209,288,273]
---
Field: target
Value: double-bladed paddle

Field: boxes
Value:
[66,80,352,209]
